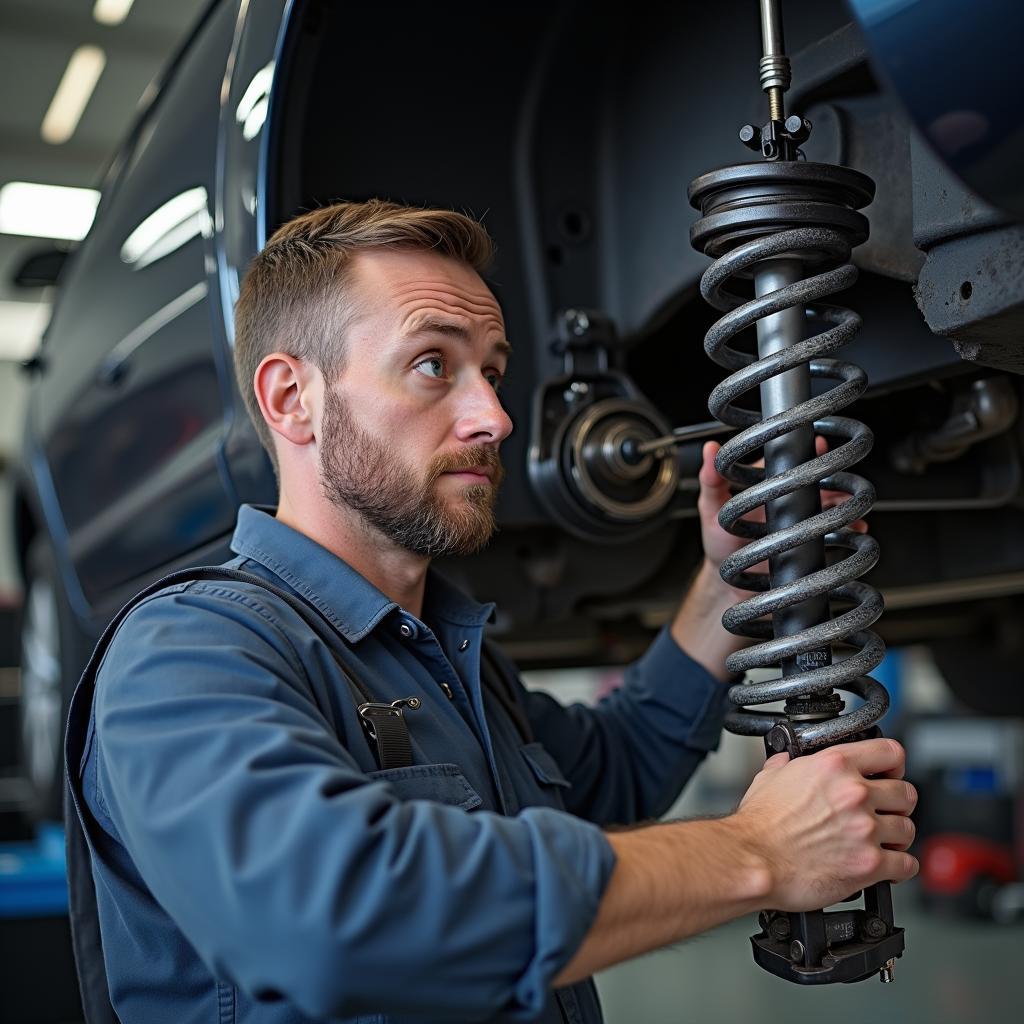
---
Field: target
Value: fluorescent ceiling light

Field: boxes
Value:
[0,182,100,241]
[121,187,210,269]
[0,301,51,362]
[41,45,106,145]
[236,63,274,142]
[92,0,136,26]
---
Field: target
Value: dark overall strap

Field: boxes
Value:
[62,565,414,1023]
[480,639,534,745]
[62,567,527,1022]
[118,567,415,770]
[167,568,417,770]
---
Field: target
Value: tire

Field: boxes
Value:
[17,536,90,822]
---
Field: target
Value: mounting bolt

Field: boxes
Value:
[780,114,812,147]
[789,940,805,963]
[739,124,762,151]
[565,309,590,336]
[864,915,887,940]
[769,917,791,942]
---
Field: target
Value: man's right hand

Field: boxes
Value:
[731,737,919,912]
[553,736,918,988]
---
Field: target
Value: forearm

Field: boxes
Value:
[670,558,746,682]
[554,816,771,986]
[556,736,922,987]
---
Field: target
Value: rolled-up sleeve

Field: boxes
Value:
[522,626,734,827]
[93,587,615,1021]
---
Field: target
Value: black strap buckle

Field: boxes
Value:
[357,698,420,770]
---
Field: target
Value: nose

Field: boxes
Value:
[453,376,514,445]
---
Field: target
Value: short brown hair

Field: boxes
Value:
[233,199,496,476]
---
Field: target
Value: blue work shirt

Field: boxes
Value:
[77,504,732,1023]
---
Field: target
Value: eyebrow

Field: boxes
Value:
[403,317,513,356]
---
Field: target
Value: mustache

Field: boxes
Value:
[428,445,504,481]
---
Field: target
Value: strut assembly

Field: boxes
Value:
[687,0,903,984]
[526,0,904,983]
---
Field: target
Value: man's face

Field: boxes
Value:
[318,249,513,558]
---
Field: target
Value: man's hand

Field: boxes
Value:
[732,737,919,911]
[553,738,918,987]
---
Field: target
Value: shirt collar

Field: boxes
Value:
[230,505,494,641]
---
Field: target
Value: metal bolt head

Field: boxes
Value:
[789,940,805,963]
[564,381,590,403]
[784,114,803,134]
[769,917,791,942]
[565,309,590,336]
[864,915,887,940]
[739,124,762,151]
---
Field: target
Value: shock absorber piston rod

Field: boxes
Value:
[759,0,790,122]
[754,258,831,680]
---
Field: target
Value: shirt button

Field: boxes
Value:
[399,622,414,639]
[458,639,470,652]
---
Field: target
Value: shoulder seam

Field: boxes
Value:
[114,582,311,682]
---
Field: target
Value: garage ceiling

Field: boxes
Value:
[0,0,209,354]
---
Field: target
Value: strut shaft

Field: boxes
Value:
[753,258,830,680]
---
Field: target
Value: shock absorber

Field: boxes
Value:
[687,0,905,985]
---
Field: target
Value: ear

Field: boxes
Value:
[253,352,320,450]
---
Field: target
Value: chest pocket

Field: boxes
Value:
[368,763,483,811]
[518,742,571,810]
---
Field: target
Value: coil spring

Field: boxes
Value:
[702,225,888,751]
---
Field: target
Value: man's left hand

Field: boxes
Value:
[697,436,868,591]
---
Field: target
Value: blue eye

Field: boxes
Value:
[414,356,446,379]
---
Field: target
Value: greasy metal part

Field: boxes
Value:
[687,0,905,985]
[688,215,888,750]
[569,399,679,522]
[881,570,1024,611]
[891,377,1019,475]
[753,257,830,683]
[759,0,790,121]
[528,310,681,542]
[740,0,808,161]
[880,959,896,984]
[908,135,1024,374]
[873,441,1020,512]
[624,419,735,460]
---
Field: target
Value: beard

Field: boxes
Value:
[319,386,505,558]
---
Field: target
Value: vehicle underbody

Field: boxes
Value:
[263,2,1024,717]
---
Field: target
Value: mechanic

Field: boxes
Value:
[74,199,918,1023]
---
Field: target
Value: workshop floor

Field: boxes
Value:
[595,882,1022,1024]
